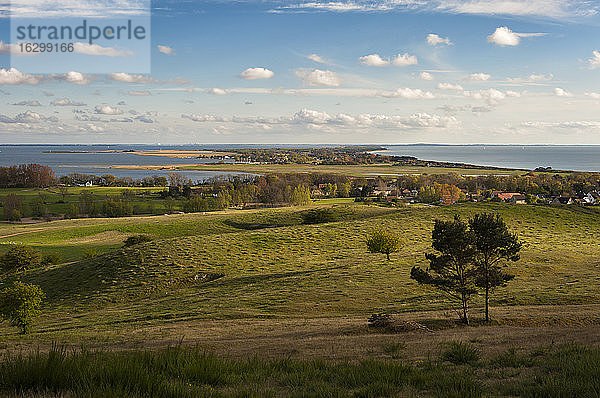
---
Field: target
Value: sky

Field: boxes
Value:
[0,0,600,145]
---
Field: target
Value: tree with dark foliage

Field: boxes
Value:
[469,213,520,322]
[411,216,478,324]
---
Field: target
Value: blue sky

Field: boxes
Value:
[0,0,600,144]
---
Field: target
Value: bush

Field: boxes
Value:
[0,244,42,273]
[41,253,62,266]
[301,208,347,224]
[82,249,101,259]
[441,342,480,365]
[0,281,45,334]
[8,209,21,222]
[123,235,154,247]
[102,198,133,218]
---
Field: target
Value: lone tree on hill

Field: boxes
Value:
[411,216,478,324]
[366,229,403,261]
[0,281,45,334]
[469,213,520,322]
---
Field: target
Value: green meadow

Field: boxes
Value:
[1,200,600,396]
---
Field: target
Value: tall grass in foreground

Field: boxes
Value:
[0,344,599,397]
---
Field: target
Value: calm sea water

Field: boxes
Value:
[0,144,257,182]
[374,145,600,172]
[1,144,599,176]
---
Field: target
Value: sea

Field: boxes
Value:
[0,145,599,179]
[373,145,600,172]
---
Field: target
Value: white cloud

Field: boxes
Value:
[0,110,57,124]
[0,68,39,85]
[295,69,341,87]
[588,50,600,70]
[487,27,546,47]
[73,43,132,57]
[95,105,123,115]
[554,87,573,97]
[434,0,598,18]
[585,92,600,99]
[358,54,389,66]
[419,72,434,81]
[437,82,463,91]
[521,121,600,130]
[464,73,491,82]
[127,90,152,96]
[157,45,174,55]
[83,124,105,133]
[272,0,599,19]
[206,88,228,95]
[109,73,156,84]
[3,0,149,18]
[240,68,275,80]
[182,108,458,130]
[462,89,521,105]
[392,53,418,66]
[307,54,327,63]
[427,34,452,46]
[379,87,436,99]
[506,73,554,85]
[12,100,41,106]
[57,71,91,85]
[51,98,86,106]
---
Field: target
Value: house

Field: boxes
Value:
[496,192,522,202]
[583,191,600,205]
[552,196,573,205]
[509,194,527,204]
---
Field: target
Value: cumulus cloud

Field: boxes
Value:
[588,50,600,69]
[359,54,389,66]
[73,43,132,57]
[506,73,554,85]
[419,72,434,81]
[240,68,275,80]
[487,27,546,47]
[427,34,452,46]
[378,87,436,99]
[127,90,152,96]
[157,45,174,55]
[95,105,123,115]
[585,92,600,99]
[307,54,327,63]
[182,108,458,130]
[554,87,573,97]
[392,53,418,66]
[51,98,86,106]
[0,68,39,85]
[463,89,521,105]
[0,110,58,124]
[57,71,91,85]
[295,69,341,87]
[464,73,491,82]
[109,73,156,84]
[437,82,464,91]
[206,88,228,95]
[12,100,41,106]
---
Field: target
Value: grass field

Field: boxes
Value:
[61,162,537,176]
[0,186,188,221]
[1,201,599,396]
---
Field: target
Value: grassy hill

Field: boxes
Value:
[1,202,599,338]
